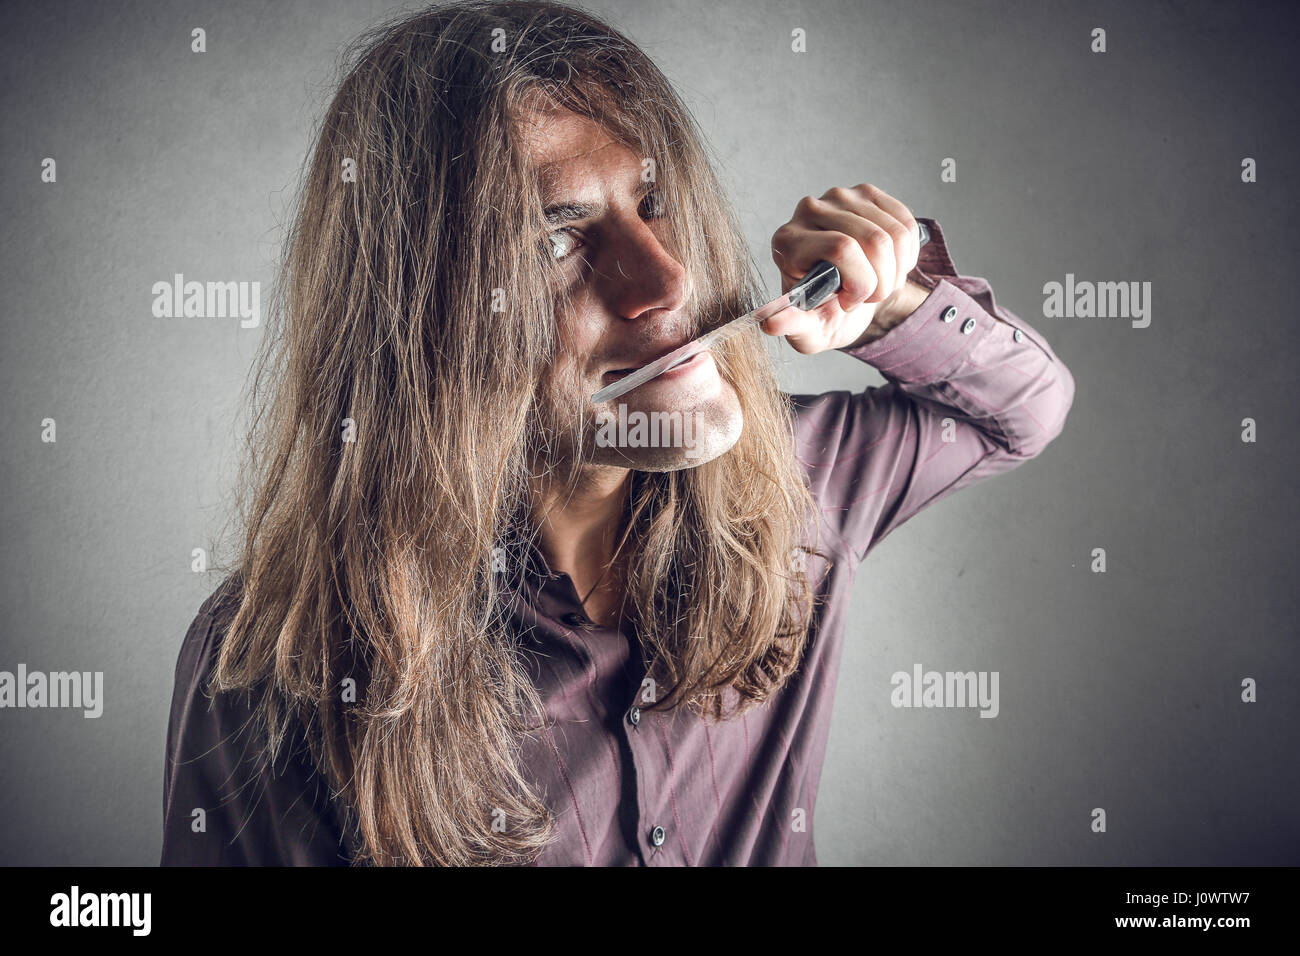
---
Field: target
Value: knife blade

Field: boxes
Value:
[590,220,931,404]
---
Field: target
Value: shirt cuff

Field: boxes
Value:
[838,279,995,386]
[908,216,957,291]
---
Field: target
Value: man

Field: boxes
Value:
[162,0,1074,866]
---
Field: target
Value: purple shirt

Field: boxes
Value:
[162,218,1075,866]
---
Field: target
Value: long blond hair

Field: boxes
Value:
[211,0,826,866]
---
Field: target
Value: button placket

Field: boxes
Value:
[622,668,656,864]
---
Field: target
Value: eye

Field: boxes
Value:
[640,189,665,219]
[547,228,583,260]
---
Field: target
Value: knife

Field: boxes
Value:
[590,220,931,404]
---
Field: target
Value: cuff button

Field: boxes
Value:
[941,306,958,323]
[961,317,976,334]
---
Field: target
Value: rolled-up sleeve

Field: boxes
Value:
[789,219,1076,563]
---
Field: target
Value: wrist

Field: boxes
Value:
[844,279,932,350]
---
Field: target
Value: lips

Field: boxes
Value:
[601,350,711,390]
[602,340,694,381]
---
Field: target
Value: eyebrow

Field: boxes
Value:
[543,178,657,226]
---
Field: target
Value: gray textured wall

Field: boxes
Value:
[1,0,1295,865]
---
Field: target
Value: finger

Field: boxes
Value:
[775,194,881,290]
[759,295,839,338]
[845,184,918,241]
[802,203,899,307]
[818,187,916,301]
[770,220,879,313]
[844,183,921,293]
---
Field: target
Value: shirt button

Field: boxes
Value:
[560,611,585,627]
[627,706,640,726]
[650,825,666,847]
[941,305,958,323]
[961,317,976,334]
[1013,328,1025,343]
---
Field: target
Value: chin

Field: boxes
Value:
[589,388,744,471]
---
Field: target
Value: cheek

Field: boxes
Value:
[556,311,604,378]
[538,341,587,412]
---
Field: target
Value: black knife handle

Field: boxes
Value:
[788,220,931,311]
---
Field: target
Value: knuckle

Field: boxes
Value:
[822,185,851,204]
[882,220,910,244]
[794,194,820,216]
[828,232,858,260]
[864,228,893,252]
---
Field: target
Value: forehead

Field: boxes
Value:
[518,106,636,192]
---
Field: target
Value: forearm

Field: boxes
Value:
[840,275,1075,459]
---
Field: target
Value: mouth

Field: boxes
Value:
[602,342,702,382]
[601,348,710,385]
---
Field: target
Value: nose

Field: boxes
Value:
[598,215,690,327]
